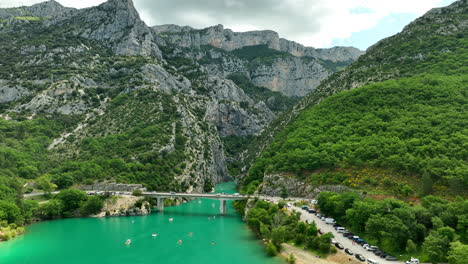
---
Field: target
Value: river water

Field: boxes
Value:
[0,182,282,264]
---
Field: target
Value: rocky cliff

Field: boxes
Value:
[0,0,362,193]
[154,24,363,97]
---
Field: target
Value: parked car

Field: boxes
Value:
[335,243,344,250]
[385,255,397,261]
[374,250,383,256]
[333,224,341,228]
[308,209,316,214]
[405,257,420,264]
[310,199,318,204]
[337,227,347,233]
[331,239,337,244]
[325,218,336,224]
[355,254,366,262]
[301,205,309,210]
[367,246,379,251]
[344,248,354,255]
[367,258,379,264]
[321,216,326,221]
[316,213,323,218]
[379,253,388,259]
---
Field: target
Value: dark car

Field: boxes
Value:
[308,209,316,214]
[344,248,354,255]
[374,250,383,256]
[333,224,340,228]
[335,243,344,250]
[380,253,388,259]
[347,234,355,239]
[355,254,365,262]
[343,232,351,237]
[385,255,397,261]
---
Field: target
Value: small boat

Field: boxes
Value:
[211,241,216,245]
[152,233,158,237]
[169,218,174,222]
[125,239,131,245]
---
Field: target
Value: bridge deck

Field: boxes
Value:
[141,192,248,200]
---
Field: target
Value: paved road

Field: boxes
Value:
[288,204,403,264]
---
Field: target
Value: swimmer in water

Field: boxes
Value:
[208,217,211,220]
[189,232,193,237]
[177,239,183,244]
[211,241,216,245]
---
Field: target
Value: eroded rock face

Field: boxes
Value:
[0,0,75,19]
[260,173,351,198]
[153,24,364,62]
[249,57,329,97]
[154,24,363,97]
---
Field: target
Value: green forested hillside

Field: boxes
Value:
[246,75,468,195]
[244,1,468,196]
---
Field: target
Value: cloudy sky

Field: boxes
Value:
[1,0,457,50]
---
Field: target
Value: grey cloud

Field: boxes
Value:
[134,0,327,43]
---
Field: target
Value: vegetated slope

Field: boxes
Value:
[247,75,467,194]
[242,0,468,196]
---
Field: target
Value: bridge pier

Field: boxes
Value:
[220,199,226,215]
[157,197,164,212]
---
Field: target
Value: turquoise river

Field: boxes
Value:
[0,182,283,264]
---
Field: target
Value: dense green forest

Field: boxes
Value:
[245,74,468,195]
[317,192,468,262]
[0,90,190,234]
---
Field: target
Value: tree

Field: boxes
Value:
[400,184,414,198]
[447,241,468,264]
[80,196,104,216]
[260,223,271,239]
[0,201,22,224]
[36,176,57,197]
[422,171,433,195]
[287,253,296,264]
[55,189,87,214]
[366,214,409,250]
[37,199,64,219]
[265,241,278,256]
[423,229,453,263]
[280,185,288,199]
[52,173,74,189]
[271,226,287,248]
[21,200,39,224]
[132,189,142,196]
[406,239,417,254]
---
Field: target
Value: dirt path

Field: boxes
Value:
[281,243,362,264]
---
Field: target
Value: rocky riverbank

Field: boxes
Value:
[94,195,151,217]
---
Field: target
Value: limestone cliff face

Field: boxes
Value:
[47,0,162,58]
[154,24,363,97]
[153,24,363,62]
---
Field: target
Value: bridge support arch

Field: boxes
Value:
[220,199,226,215]
[157,197,164,212]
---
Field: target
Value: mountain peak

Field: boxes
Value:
[0,0,73,19]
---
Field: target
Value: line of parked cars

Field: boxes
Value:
[300,202,417,264]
